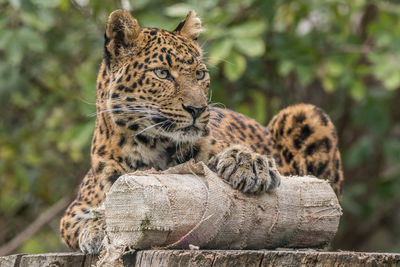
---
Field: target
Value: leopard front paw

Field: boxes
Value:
[78,221,105,254]
[209,145,281,193]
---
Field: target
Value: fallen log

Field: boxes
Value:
[103,161,342,252]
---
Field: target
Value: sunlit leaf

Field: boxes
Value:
[127,0,150,9]
[165,3,192,17]
[207,39,233,66]
[326,61,343,77]
[383,72,400,91]
[229,20,267,38]
[278,60,294,76]
[369,53,400,91]
[9,0,20,9]
[223,50,246,81]
[251,90,267,124]
[349,80,365,101]
[234,38,265,57]
[32,0,61,8]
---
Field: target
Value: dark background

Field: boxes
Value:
[1,0,400,254]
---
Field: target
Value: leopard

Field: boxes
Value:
[60,9,344,254]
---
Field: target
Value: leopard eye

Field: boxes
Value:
[154,68,170,79]
[196,70,206,80]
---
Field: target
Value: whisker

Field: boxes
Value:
[89,107,137,117]
[126,109,160,114]
[78,97,96,106]
[199,39,210,49]
[166,122,174,132]
[203,56,235,66]
[208,89,213,103]
[106,101,160,109]
[209,102,226,109]
[135,121,166,136]
[89,107,160,117]
[128,115,163,125]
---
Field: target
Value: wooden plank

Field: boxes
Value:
[1,250,400,267]
[134,250,216,267]
[259,250,400,266]
[131,250,400,267]
[0,254,24,267]
[18,253,86,267]
[83,254,99,267]
[211,251,264,267]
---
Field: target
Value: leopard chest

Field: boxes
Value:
[119,133,201,171]
[116,134,170,171]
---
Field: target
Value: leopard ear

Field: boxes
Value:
[104,9,141,67]
[173,10,203,40]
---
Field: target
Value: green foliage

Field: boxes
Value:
[1,0,400,253]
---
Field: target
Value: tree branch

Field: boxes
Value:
[0,195,72,256]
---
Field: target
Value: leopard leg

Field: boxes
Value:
[60,170,106,254]
[208,144,281,193]
[194,113,281,194]
[267,103,344,200]
[60,159,125,254]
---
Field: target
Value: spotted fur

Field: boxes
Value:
[60,10,344,253]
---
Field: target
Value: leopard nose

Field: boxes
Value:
[182,104,207,119]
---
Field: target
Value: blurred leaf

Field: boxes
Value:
[207,39,233,66]
[0,30,13,50]
[295,65,313,86]
[165,3,192,17]
[71,122,94,151]
[251,89,267,124]
[229,20,267,38]
[349,80,365,101]
[369,53,400,90]
[383,73,400,91]
[322,76,335,92]
[326,61,343,77]
[20,10,55,31]
[234,37,265,57]
[17,27,46,52]
[0,192,19,213]
[345,136,373,168]
[384,139,400,162]
[224,50,246,81]
[278,60,294,76]
[32,0,61,8]
[127,0,151,10]
[9,0,20,9]
[7,37,23,65]
[351,94,390,136]
[341,183,367,216]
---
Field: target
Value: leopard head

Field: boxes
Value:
[99,10,210,143]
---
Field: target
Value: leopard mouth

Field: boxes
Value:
[151,117,176,132]
[180,124,201,133]
[152,116,206,133]
[143,116,206,143]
